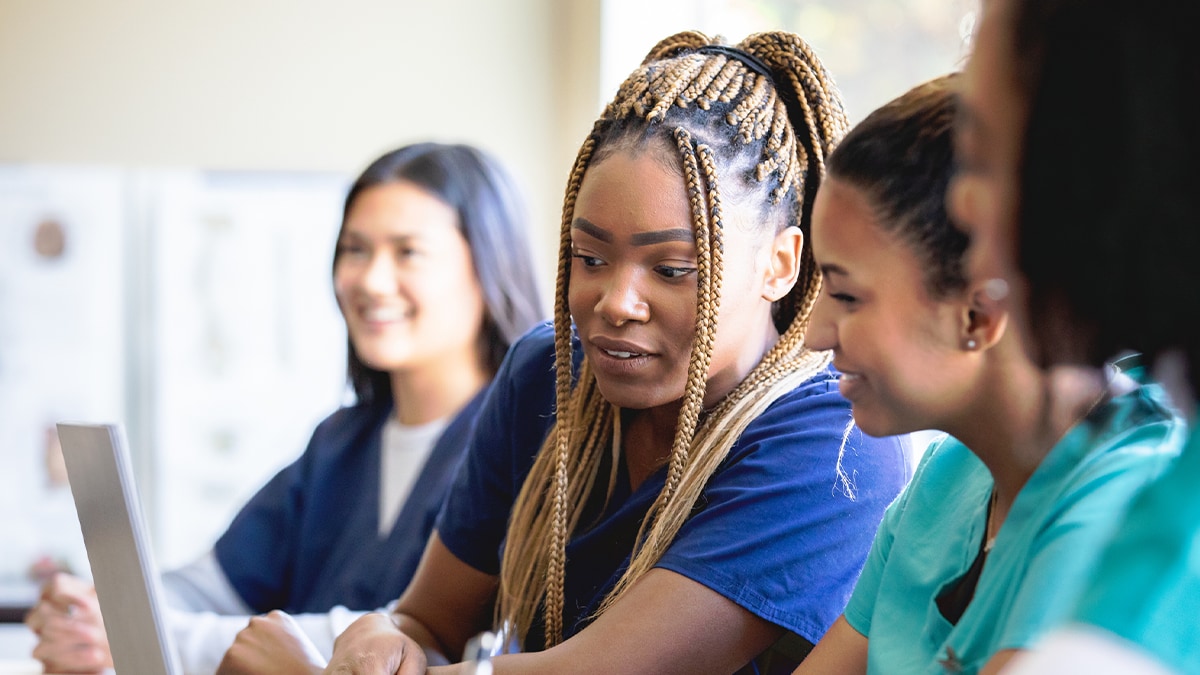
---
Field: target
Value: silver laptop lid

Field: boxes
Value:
[57,423,181,675]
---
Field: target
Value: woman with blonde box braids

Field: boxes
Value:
[216,30,911,675]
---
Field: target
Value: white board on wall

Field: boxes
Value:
[0,165,127,583]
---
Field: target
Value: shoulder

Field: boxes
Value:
[500,321,557,375]
[300,400,391,464]
[908,434,983,487]
[1069,382,1186,484]
[744,364,843,432]
[745,364,908,459]
[730,364,913,501]
[881,434,987,521]
[490,321,584,410]
[484,322,558,414]
[312,399,391,437]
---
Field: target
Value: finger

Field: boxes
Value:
[395,636,429,675]
[32,639,109,674]
[41,574,97,611]
[36,615,107,654]
[24,604,48,633]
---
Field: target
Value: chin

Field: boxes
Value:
[593,379,674,412]
[849,408,907,439]
[359,352,412,373]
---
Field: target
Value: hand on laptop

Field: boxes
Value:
[217,610,326,675]
[24,572,114,673]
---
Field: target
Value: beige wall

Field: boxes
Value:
[0,0,604,255]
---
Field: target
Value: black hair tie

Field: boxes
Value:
[695,44,774,81]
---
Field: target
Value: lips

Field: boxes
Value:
[354,304,411,329]
[588,335,655,373]
[835,366,865,399]
[603,348,646,359]
[590,335,653,357]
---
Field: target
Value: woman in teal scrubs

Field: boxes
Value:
[795,74,1184,674]
[950,0,1200,672]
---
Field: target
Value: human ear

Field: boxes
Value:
[960,280,1009,351]
[761,226,803,302]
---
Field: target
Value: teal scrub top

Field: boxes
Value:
[1073,417,1200,674]
[844,383,1185,674]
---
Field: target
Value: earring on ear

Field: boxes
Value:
[965,338,978,350]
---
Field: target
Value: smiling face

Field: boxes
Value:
[807,178,979,437]
[334,181,486,379]
[568,148,787,413]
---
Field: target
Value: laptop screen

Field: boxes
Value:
[57,423,180,675]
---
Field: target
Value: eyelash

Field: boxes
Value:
[337,243,420,260]
[655,265,696,280]
[831,292,858,306]
[572,253,602,267]
[337,242,366,257]
[571,254,696,280]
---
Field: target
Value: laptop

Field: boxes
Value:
[57,423,181,675]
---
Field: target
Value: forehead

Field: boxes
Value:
[572,150,692,250]
[813,179,925,287]
[813,179,886,255]
[344,181,457,230]
[575,145,773,248]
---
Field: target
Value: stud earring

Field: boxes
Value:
[965,339,978,350]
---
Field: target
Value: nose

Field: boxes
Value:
[805,287,838,352]
[595,267,650,326]
[361,250,398,295]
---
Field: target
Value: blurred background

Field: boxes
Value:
[0,0,973,607]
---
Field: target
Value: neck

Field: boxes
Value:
[947,353,1105,519]
[621,315,782,490]
[621,403,681,492]
[389,353,491,426]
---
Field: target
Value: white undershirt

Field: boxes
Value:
[379,414,447,536]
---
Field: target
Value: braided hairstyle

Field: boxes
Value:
[497,31,848,648]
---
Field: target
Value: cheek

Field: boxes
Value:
[565,270,592,319]
[439,271,486,318]
[667,297,697,338]
[332,269,354,309]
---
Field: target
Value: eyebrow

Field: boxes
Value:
[571,218,612,243]
[631,228,694,246]
[338,230,418,244]
[572,218,694,247]
[819,263,849,277]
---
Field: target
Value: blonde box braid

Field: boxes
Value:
[498,31,848,648]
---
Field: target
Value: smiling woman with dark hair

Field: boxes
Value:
[24,142,547,675]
